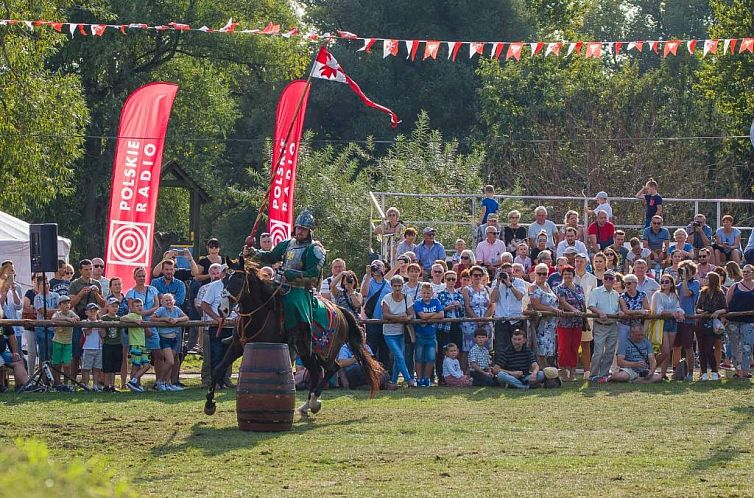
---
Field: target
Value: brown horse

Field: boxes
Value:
[203,263,384,418]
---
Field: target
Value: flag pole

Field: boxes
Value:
[245,44,324,247]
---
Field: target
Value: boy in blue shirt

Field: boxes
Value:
[480,185,499,225]
[413,283,444,386]
[635,178,663,228]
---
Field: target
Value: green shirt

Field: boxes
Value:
[102,315,122,345]
[52,310,78,344]
[124,312,145,347]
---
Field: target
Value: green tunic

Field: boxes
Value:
[255,238,326,331]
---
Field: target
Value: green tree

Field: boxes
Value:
[0,0,89,214]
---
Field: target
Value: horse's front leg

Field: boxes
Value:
[308,362,339,414]
[204,338,243,416]
[298,352,321,417]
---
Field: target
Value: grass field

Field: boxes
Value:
[4,379,754,497]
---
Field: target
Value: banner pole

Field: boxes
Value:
[245,45,322,247]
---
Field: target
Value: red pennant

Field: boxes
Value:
[634,41,644,52]
[585,42,602,58]
[703,39,718,56]
[93,24,107,36]
[650,41,659,53]
[450,41,462,61]
[155,25,170,31]
[260,22,280,35]
[383,39,399,58]
[531,41,544,57]
[729,38,738,54]
[506,42,523,61]
[423,40,440,60]
[740,38,754,54]
[663,40,680,57]
[32,20,46,26]
[408,40,420,61]
[687,40,697,54]
[50,22,63,32]
[615,41,622,54]
[573,41,583,55]
[493,42,505,60]
[358,38,376,53]
[336,30,358,40]
[168,22,191,31]
[77,24,87,36]
[469,42,485,58]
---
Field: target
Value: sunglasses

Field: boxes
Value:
[509,216,519,219]
[445,278,456,281]
[652,222,661,225]
[661,280,672,284]
[536,272,548,276]
[471,274,483,278]
[93,264,104,269]
[625,281,636,285]
[461,256,470,260]
[603,276,615,281]
[64,271,73,275]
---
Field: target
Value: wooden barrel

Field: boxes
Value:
[236,342,295,432]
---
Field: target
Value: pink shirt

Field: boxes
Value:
[475,239,507,266]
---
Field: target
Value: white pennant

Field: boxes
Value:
[529,42,538,57]
[0,20,8,26]
[605,42,613,55]
[627,41,636,52]
[90,24,98,35]
[491,42,502,57]
[687,40,695,53]
[703,39,715,57]
[545,43,555,57]
[23,20,33,30]
[566,42,576,57]
[357,38,374,52]
[447,41,460,59]
[69,23,77,37]
[723,38,731,54]
[405,40,418,59]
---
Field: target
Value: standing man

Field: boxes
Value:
[200,263,233,389]
[527,206,559,250]
[609,230,630,273]
[68,259,106,383]
[49,260,71,296]
[91,258,109,291]
[489,263,527,352]
[246,210,326,349]
[588,270,623,383]
[475,225,507,277]
[414,227,446,278]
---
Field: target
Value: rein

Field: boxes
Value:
[229,269,285,346]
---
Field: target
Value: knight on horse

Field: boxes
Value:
[244,209,326,351]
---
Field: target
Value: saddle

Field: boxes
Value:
[310,297,338,356]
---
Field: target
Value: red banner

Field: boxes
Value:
[267,80,311,246]
[105,82,178,290]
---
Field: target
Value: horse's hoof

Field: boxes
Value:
[204,402,217,416]
[309,399,322,414]
[298,408,309,418]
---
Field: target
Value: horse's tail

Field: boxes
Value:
[341,306,384,398]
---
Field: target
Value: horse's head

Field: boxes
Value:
[222,269,247,304]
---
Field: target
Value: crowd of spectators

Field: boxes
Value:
[358,180,754,388]
[0,238,246,393]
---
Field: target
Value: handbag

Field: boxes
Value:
[363,280,387,319]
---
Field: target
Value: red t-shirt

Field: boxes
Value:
[588,221,616,246]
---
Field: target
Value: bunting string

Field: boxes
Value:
[2,18,753,60]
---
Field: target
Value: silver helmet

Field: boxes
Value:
[294,209,316,230]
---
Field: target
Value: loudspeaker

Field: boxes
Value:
[30,223,59,273]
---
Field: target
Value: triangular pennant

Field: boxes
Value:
[282,27,298,38]
[155,25,170,32]
[218,18,238,33]
[649,40,659,54]
[469,42,485,58]
[94,24,108,36]
[383,39,399,58]
[567,42,577,57]
[585,42,602,58]
[663,40,680,57]
[723,38,731,54]
[259,22,280,35]
[423,40,440,60]
[405,40,420,60]
[605,42,614,55]
[730,38,738,54]
[687,39,697,54]
[78,24,88,36]
[545,42,562,57]
[531,41,544,57]
[336,30,358,40]
[68,23,77,37]
[449,41,462,61]
[739,38,754,54]
[23,20,33,30]
[703,39,718,57]
[50,21,63,32]
[358,38,376,52]
[615,41,623,55]
[506,42,523,61]
[491,42,505,60]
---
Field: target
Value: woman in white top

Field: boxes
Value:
[381,275,415,387]
[374,207,406,267]
[652,274,686,378]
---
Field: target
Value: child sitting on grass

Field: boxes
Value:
[121,298,152,393]
[442,343,472,387]
[468,328,497,387]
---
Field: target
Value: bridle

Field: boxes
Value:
[226,269,285,345]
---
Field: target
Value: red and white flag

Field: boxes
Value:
[310,47,400,128]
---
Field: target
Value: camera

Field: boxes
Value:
[692,221,700,227]
[370,263,381,273]
[345,276,355,284]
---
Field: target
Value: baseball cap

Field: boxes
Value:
[487,213,499,220]
[575,252,589,259]
[604,269,616,278]
[423,227,436,235]
[85,303,100,311]
[107,296,120,306]
[59,295,71,303]
[595,191,608,200]
[564,247,579,255]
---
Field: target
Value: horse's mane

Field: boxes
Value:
[242,260,276,306]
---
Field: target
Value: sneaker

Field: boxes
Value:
[93,384,103,392]
[407,378,417,387]
[685,373,694,382]
[700,373,708,381]
[169,384,185,391]
[583,371,591,380]
[155,383,169,392]
[710,372,720,381]
[127,379,143,393]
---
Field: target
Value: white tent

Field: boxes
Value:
[0,210,71,291]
